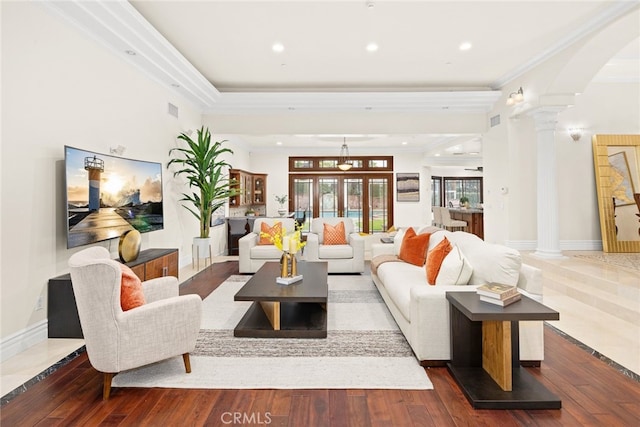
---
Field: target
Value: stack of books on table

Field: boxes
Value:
[476,283,521,306]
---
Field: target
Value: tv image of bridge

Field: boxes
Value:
[67,208,134,248]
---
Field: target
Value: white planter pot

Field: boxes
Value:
[277,208,287,217]
[193,237,212,259]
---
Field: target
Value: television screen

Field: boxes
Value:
[65,146,164,249]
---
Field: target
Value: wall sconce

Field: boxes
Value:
[568,128,582,142]
[506,87,524,106]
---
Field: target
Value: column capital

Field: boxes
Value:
[527,106,566,132]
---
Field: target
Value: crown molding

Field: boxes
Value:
[38,1,502,114]
[203,91,502,114]
[39,0,220,110]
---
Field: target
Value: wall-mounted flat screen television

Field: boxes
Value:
[65,146,164,249]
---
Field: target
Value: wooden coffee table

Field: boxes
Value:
[234,261,328,338]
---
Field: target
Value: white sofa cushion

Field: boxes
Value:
[434,245,473,286]
[377,262,426,322]
[318,244,353,259]
[430,230,521,286]
[393,228,405,256]
[249,244,284,259]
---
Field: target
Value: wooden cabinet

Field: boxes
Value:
[48,248,178,338]
[230,169,267,207]
[141,249,178,279]
[252,174,267,205]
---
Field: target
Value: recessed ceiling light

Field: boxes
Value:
[276,141,283,145]
[402,141,408,145]
[272,43,284,53]
[125,50,136,56]
[435,153,441,157]
[459,42,472,51]
[366,43,378,52]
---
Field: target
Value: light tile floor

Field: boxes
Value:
[2,252,638,399]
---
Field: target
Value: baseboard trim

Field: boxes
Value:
[0,320,48,363]
[505,240,603,251]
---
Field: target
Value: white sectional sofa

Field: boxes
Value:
[371,227,544,366]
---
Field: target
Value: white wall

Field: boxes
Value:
[0,2,201,350]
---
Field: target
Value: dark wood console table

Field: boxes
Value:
[48,248,178,338]
[446,291,560,409]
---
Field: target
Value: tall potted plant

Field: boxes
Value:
[168,127,238,254]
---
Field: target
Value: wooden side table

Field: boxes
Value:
[446,291,561,409]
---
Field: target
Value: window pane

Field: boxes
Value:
[431,177,441,206]
[369,159,387,168]
[319,160,337,168]
[318,178,338,217]
[350,160,363,168]
[344,178,363,233]
[292,178,313,232]
[369,178,389,232]
[443,177,482,207]
[293,160,313,168]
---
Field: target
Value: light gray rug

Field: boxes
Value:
[112,274,432,390]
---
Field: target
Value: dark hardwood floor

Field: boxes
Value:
[2,261,639,426]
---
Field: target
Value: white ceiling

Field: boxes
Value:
[43,0,639,161]
[130,0,626,91]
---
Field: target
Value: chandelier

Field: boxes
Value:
[338,138,352,171]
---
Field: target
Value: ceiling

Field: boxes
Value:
[44,1,639,161]
[130,0,625,91]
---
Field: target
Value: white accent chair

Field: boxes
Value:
[239,217,296,273]
[440,207,467,231]
[68,246,202,400]
[304,217,365,273]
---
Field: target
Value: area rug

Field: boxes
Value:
[112,274,432,390]
[573,253,640,272]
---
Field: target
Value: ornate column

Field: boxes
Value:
[530,108,565,258]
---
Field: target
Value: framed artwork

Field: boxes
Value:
[396,173,420,202]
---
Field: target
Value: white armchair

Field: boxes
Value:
[68,246,202,399]
[305,217,365,273]
[239,217,296,273]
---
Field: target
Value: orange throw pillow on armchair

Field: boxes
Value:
[426,237,453,285]
[120,264,146,311]
[398,227,431,266]
[323,221,347,245]
[259,221,282,245]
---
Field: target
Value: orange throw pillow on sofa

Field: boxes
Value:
[323,221,347,245]
[426,237,453,285]
[259,221,282,245]
[120,264,146,311]
[398,227,431,266]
